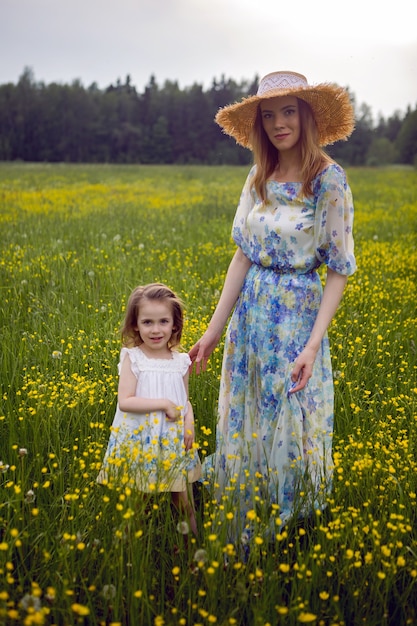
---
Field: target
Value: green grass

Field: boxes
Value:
[0,163,416,625]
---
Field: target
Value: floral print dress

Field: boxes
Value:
[203,163,356,536]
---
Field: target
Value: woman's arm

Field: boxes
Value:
[118,357,181,420]
[289,268,348,393]
[189,247,252,373]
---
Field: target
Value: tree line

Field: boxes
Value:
[1,67,416,167]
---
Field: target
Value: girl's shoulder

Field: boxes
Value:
[118,346,141,376]
[171,350,192,370]
[120,346,141,359]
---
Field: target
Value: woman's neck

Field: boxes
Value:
[273,152,303,182]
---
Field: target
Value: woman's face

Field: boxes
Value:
[260,95,301,152]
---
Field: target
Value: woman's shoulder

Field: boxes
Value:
[315,161,346,182]
[313,161,349,194]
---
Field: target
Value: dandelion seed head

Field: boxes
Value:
[20,594,42,612]
[176,521,190,535]
[102,584,116,600]
[193,549,208,563]
[25,489,36,503]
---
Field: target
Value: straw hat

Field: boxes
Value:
[215,71,355,148]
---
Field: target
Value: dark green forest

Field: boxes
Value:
[1,67,417,166]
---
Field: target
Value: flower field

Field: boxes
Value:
[0,162,416,625]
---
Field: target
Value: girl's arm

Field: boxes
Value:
[118,357,181,420]
[182,370,195,450]
[189,247,252,373]
[183,401,195,451]
[290,268,348,393]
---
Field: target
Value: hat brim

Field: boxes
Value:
[215,83,355,148]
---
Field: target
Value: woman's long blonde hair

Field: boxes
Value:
[250,98,333,202]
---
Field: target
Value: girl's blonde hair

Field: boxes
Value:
[121,283,184,349]
[250,98,333,202]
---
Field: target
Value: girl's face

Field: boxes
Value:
[260,95,301,152]
[135,298,175,355]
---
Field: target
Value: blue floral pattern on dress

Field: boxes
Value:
[203,164,356,538]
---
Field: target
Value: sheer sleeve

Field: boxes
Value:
[314,165,356,276]
[232,165,257,249]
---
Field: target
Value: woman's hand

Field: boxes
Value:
[289,269,348,395]
[189,327,222,374]
[289,345,318,394]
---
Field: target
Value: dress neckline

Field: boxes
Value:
[266,163,335,185]
[136,346,175,361]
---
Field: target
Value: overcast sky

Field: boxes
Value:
[1,0,416,121]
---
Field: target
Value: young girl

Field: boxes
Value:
[97,283,201,534]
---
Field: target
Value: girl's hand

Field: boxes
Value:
[165,402,182,421]
[183,414,195,451]
[289,345,318,394]
[189,328,222,374]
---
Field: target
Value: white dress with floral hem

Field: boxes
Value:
[97,347,201,492]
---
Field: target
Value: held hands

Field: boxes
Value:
[288,345,318,395]
[189,327,222,375]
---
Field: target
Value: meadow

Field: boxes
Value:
[0,162,416,625]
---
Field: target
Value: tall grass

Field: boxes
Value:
[0,163,416,625]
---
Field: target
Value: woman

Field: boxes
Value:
[190,71,356,536]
